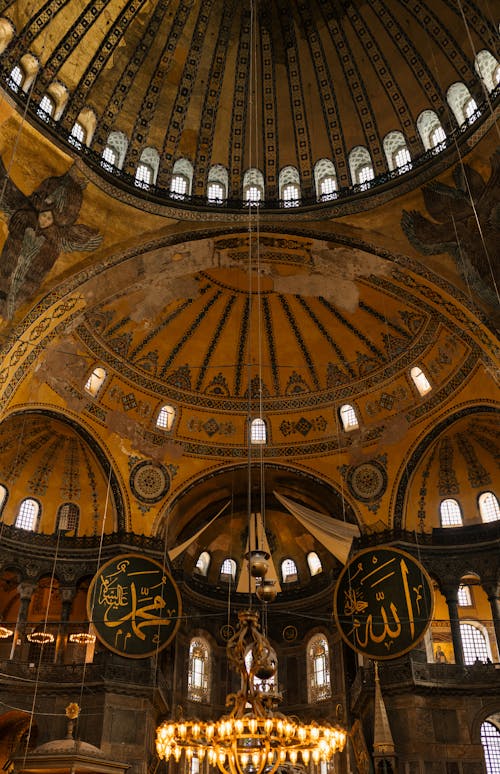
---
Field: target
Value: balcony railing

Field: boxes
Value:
[350,653,500,707]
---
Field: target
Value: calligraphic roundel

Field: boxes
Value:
[87,554,182,658]
[333,547,434,660]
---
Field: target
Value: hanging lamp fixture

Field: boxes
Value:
[156,609,346,774]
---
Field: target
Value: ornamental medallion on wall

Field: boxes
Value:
[87,553,181,658]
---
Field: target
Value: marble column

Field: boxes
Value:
[442,584,464,666]
[483,581,500,662]
[10,581,36,659]
[55,586,75,663]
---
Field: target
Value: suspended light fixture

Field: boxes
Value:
[156,609,346,774]
[0,625,13,638]
[27,631,54,644]
[69,631,96,645]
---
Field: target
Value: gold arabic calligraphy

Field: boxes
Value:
[98,560,177,651]
[343,556,425,653]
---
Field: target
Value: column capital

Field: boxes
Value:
[60,586,76,604]
[482,581,500,600]
[439,582,459,604]
[17,582,36,600]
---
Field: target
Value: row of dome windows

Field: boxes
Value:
[5,492,497,535]
[83,363,434,439]
[195,550,322,584]
[0,491,79,532]
[5,46,500,204]
[440,493,500,527]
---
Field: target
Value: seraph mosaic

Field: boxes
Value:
[0,158,102,318]
[401,150,499,308]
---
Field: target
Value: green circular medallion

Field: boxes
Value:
[334,546,434,660]
[87,553,182,658]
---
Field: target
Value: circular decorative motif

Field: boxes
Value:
[347,461,387,503]
[333,546,434,660]
[219,624,235,641]
[282,625,298,642]
[87,553,182,658]
[130,461,170,503]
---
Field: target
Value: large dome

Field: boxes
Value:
[0,0,496,206]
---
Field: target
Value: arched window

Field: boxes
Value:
[440,498,463,527]
[0,484,7,515]
[447,82,478,125]
[383,131,412,172]
[188,637,210,702]
[460,622,490,664]
[475,50,500,92]
[479,492,500,523]
[281,558,298,583]
[243,168,265,205]
[314,158,338,201]
[207,165,228,203]
[349,146,374,189]
[102,144,117,169]
[481,721,500,772]
[250,418,267,444]
[307,634,331,702]
[15,498,40,531]
[135,162,152,188]
[69,121,86,149]
[9,64,23,92]
[195,551,210,576]
[84,366,107,397]
[135,147,160,189]
[37,94,55,122]
[339,404,359,431]
[457,585,473,607]
[430,124,447,150]
[220,558,236,583]
[279,166,301,207]
[56,502,79,532]
[156,404,175,430]
[307,551,322,576]
[101,131,128,171]
[170,158,193,199]
[410,365,432,396]
[417,110,447,151]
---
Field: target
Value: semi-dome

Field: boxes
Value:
[404,411,500,532]
[0,413,122,535]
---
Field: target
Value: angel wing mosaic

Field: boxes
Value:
[0,157,102,318]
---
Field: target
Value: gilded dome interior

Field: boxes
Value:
[0,2,498,770]
[0,0,497,206]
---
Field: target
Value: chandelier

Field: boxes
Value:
[156,609,346,774]
[69,631,96,645]
[26,631,54,644]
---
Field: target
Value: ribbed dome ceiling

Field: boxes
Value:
[0,414,120,535]
[1,0,495,198]
[79,244,430,408]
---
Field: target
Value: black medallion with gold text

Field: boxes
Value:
[87,554,182,658]
[333,546,433,660]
